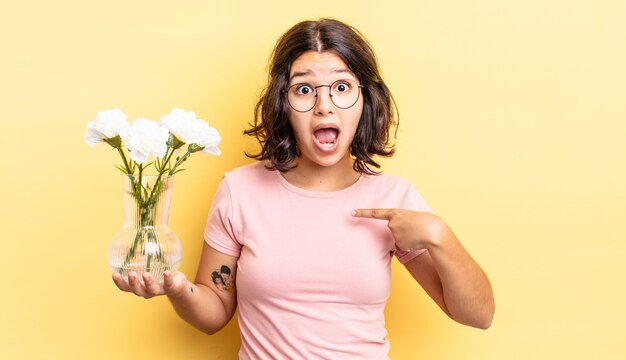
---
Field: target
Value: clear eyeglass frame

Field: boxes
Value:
[283,79,364,113]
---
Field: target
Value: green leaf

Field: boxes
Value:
[114,164,127,174]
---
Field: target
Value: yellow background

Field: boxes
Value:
[1,0,624,359]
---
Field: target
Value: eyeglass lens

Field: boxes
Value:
[285,79,362,112]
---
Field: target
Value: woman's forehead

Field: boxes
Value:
[289,50,356,81]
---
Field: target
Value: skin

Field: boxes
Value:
[112,50,494,334]
[351,208,495,329]
[280,51,363,191]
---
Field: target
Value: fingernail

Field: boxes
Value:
[351,210,357,216]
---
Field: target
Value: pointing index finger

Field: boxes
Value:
[351,208,393,220]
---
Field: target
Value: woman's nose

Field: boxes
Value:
[314,86,334,115]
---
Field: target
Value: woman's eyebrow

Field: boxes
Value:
[289,68,354,82]
[289,70,312,82]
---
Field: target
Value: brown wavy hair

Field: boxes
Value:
[244,18,398,175]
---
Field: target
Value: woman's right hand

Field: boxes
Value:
[112,270,189,299]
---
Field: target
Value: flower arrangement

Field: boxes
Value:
[85,108,221,279]
[85,107,221,173]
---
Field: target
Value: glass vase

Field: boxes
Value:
[108,174,182,283]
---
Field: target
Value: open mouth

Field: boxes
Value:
[313,128,339,149]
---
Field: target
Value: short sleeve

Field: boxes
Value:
[204,178,242,258]
[394,185,432,264]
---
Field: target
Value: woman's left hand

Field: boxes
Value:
[353,207,495,329]
[351,208,447,251]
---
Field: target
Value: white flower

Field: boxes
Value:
[187,118,222,155]
[120,118,169,164]
[160,108,196,138]
[160,108,221,155]
[85,109,130,146]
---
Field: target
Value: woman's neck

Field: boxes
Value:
[280,156,361,192]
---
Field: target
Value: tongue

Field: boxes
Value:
[314,128,338,143]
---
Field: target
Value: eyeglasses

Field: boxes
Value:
[283,79,363,113]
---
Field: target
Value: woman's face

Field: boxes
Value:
[286,50,364,170]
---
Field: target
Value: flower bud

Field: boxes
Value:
[188,143,205,153]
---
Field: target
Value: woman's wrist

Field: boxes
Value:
[166,278,192,301]
[423,213,453,251]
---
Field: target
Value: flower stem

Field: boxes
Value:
[168,149,192,176]
[123,228,143,267]
[146,253,152,273]
[147,147,175,204]
[116,147,133,174]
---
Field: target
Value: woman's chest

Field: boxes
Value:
[235,204,396,305]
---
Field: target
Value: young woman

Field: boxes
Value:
[113,18,495,359]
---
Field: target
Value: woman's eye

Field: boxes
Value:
[334,82,351,92]
[295,85,314,95]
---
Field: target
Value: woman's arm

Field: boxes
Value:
[113,242,238,334]
[404,230,494,329]
[352,209,494,329]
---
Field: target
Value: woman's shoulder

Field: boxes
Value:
[224,161,277,187]
[225,161,267,176]
[361,171,431,211]
[361,171,414,190]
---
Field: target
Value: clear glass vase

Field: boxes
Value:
[108,174,182,283]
